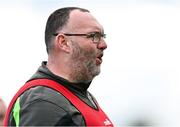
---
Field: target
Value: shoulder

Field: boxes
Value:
[10,86,85,126]
[20,86,70,108]
[20,86,82,114]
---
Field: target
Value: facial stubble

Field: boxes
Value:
[69,41,100,82]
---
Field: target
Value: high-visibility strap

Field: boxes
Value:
[4,78,113,126]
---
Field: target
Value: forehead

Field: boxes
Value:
[66,10,104,32]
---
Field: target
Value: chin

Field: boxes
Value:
[92,67,101,77]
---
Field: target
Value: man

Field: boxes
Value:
[4,7,113,126]
[0,98,6,126]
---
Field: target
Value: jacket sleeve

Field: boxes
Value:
[9,99,81,126]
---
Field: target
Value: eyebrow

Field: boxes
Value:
[89,25,104,33]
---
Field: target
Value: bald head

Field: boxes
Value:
[45,7,89,54]
[64,10,103,33]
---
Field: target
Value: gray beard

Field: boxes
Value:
[68,41,100,83]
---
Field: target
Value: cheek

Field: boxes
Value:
[83,45,97,58]
[71,41,97,60]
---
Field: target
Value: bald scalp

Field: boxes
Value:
[66,10,103,33]
[45,7,89,54]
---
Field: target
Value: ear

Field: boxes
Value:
[55,34,70,53]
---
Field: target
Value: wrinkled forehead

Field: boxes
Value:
[65,10,104,33]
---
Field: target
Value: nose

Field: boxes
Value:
[97,39,107,50]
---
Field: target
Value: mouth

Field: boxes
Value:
[96,53,103,65]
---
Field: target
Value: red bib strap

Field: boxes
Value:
[4,79,113,126]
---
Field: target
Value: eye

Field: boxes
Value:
[86,32,106,43]
[87,33,96,38]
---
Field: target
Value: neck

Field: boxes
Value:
[47,56,71,82]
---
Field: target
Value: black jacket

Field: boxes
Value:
[9,62,99,126]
